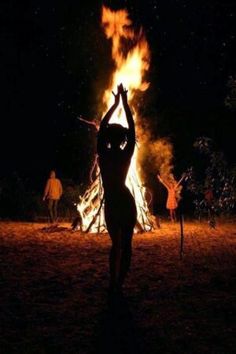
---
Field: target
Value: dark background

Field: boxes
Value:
[0,0,235,217]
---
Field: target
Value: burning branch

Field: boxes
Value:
[78,116,99,131]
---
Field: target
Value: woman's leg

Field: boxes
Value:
[170,209,174,222]
[173,209,176,221]
[48,199,54,223]
[109,229,122,291]
[118,228,133,288]
[53,200,58,223]
[105,204,122,291]
[106,190,136,292]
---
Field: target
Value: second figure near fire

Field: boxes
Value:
[157,174,185,222]
[97,84,137,295]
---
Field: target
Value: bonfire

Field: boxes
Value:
[77,6,154,233]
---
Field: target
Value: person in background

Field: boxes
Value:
[157,174,185,222]
[43,170,63,224]
[204,187,216,228]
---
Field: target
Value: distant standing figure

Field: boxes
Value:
[204,188,214,206]
[204,187,216,228]
[43,170,63,224]
[157,174,185,222]
[97,83,137,294]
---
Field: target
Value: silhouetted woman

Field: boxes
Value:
[97,84,137,294]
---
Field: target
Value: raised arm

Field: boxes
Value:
[157,174,170,190]
[97,88,120,154]
[99,89,120,131]
[120,84,135,154]
[175,173,186,188]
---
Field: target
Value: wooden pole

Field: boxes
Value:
[180,209,184,260]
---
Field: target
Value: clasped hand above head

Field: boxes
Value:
[112,83,128,105]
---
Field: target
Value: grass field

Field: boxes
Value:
[0,220,235,353]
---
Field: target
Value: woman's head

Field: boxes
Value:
[50,170,56,178]
[104,123,128,150]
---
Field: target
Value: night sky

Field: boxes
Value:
[1,0,235,189]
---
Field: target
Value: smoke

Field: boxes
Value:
[137,122,173,177]
[150,138,174,179]
[137,127,182,201]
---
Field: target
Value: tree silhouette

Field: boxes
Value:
[185,137,236,227]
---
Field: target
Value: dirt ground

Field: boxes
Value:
[0,220,235,354]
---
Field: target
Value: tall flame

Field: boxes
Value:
[102,6,150,125]
[77,6,154,232]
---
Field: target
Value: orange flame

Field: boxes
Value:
[102,6,150,126]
